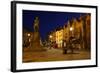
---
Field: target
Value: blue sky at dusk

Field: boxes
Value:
[23,10,86,41]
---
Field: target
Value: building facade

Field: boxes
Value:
[48,14,91,50]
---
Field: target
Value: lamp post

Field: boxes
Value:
[27,33,31,43]
[70,27,74,37]
[69,27,74,53]
[49,35,53,42]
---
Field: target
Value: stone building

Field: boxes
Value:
[56,28,63,48]
[48,14,91,50]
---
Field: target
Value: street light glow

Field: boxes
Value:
[70,27,73,31]
[49,35,52,38]
[27,33,31,36]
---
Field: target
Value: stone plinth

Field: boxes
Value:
[30,32,45,51]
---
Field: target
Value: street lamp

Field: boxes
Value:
[70,27,73,31]
[27,33,31,37]
[49,35,52,38]
[70,27,74,38]
[49,35,53,43]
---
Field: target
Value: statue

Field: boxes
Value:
[30,17,45,51]
[34,17,39,32]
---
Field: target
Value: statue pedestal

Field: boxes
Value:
[30,32,46,51]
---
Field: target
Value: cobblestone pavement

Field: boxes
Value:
[23,48,90,63]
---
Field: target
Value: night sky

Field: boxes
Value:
[23,10,86,41]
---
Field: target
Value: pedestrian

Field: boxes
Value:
[62,40,67,54]
[49,41,52,49]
